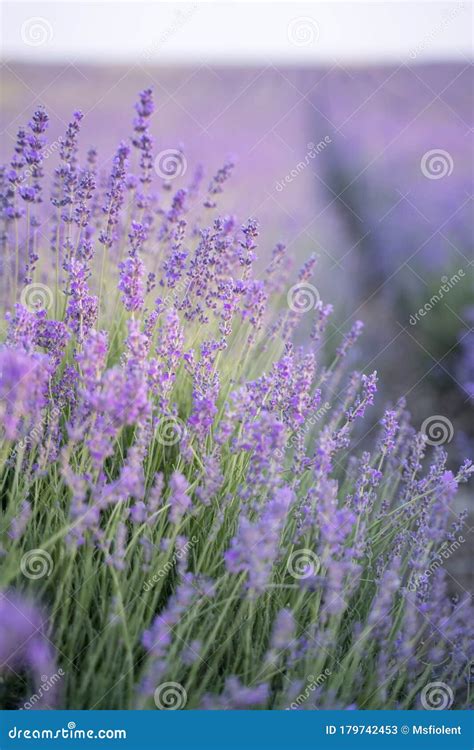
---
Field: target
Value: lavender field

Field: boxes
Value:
[0,59,473,713]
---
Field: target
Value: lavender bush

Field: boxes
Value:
[0,90,472,711]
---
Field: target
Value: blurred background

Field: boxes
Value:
[1,1,473,474]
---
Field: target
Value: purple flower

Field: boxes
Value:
[269,608,296,651]
[377,408,400,456]
[225,486,294,594]
[131,88,155,187]
[0,591,60,709]
[336,320,364,359]
[119,253,145,312]
[99,142,130,248]
[168,471,192,525]
[65,259,98,339]
[0,348,51,441]
[200,677,269,709]
[204,159,234,208]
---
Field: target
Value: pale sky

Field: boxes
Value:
[1,1,472,65]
